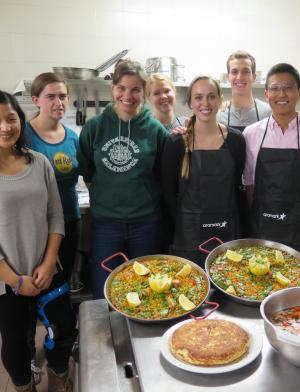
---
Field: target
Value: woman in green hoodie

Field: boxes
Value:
[77,59,168,299]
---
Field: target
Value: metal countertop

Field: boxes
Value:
[79,290,300,392]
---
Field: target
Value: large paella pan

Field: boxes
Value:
[201,238,300,306]
[101,253,214,322]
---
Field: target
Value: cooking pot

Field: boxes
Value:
[101,252,217,323]
[145,57,184,82]
[260,287,300,367]
[53,49,129,80]
[201,237,300,306]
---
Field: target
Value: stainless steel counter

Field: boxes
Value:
[79,290,300,392]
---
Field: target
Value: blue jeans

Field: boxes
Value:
[90,218,163,299]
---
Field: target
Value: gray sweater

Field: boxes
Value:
[0,150,65,295]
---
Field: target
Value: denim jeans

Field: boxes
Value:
[90,218,163,299]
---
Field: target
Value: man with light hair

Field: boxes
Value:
[218,50,271,132]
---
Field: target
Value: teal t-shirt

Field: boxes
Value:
[25,122,80,222]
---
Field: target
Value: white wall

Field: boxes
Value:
[1,0,299,99]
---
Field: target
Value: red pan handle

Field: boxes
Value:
[100,252,129,273]
[189,301,219,320]
[198,237,223,254]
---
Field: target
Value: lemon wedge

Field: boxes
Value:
[275,272,291,286]
[225,249,243,262]
[176,264,192,277]
[226,285,237,295]
[274,250,285,265]
[178,294,196,311]
[249,256,270,276]
[126,292,141,308]
[148,274,172,293]
[133,261,150,276]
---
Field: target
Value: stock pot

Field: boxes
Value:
[145,57,184,81]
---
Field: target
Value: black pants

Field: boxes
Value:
[0,273,77,387]
[59,219,81,282]
[27,220,80,361]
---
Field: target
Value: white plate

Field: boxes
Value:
[161,317,263,374]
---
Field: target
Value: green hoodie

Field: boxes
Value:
[77,103,168,221]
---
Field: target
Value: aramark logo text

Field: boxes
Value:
[203,221,227,228]
[262,213,286,221]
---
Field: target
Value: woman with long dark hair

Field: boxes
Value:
[0,91,76,392]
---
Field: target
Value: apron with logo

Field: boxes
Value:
[252,116,300,250]
[172,127,240,264]
[227,99,259,132]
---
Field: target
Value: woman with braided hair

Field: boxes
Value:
[161,76,246,266]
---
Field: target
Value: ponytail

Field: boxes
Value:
[181,115,196,178]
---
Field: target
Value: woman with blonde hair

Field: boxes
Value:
[146,73,187,131]
[161,75,246,265]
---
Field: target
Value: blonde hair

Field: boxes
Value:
[181,75,221,179]
[145,73,176,98]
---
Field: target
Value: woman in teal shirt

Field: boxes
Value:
[26,72,80,282]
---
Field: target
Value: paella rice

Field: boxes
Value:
[108,257,208,320]
[209,246,300,301]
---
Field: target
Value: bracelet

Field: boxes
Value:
[13,275,23,295]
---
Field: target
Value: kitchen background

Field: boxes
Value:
[1,0,300,120]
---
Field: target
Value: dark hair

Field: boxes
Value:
[226,50,256,74]
[112,58,147,96]
[31,72,69,97]
[265,63,300,89]
[0,90,33,162]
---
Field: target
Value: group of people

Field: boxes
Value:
[1,49,300,392]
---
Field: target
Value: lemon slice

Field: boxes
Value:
[148,274,172,293]
[249,256,270,276]
[133,261,150,276]
[274,250,285,265]
[126,292,141,308]
[226,285,237,295]
[176,264,192,277]
[275,272,291,286]
[225,249,243,262]
[178,294,196,311]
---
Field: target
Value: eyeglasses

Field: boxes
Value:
[267,83,298,94]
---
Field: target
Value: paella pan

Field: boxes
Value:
[101,253,213,322]
[202,238,300,306]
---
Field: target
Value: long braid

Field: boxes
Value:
[181,115,196,178]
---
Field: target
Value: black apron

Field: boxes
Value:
[252,116,300,250]
[228,99,259,132]
[172,127,240,265]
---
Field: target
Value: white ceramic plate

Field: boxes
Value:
[161,317,263,374]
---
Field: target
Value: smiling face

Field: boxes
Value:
[189,79,221,123]
[227,58,256,96]
[265,72,300,118]
[0,103,21,151]
[112,74,144,119]
[148,80,175,115]
[32,82,69,120]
